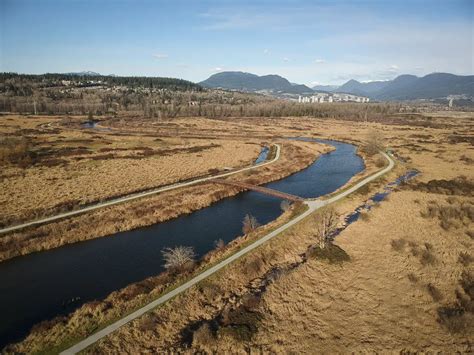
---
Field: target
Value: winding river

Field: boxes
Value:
[0,139,364,347]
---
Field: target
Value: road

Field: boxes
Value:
[0,145,281,235]
[60,151,394,354]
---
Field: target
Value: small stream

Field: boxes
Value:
[0,139,364,347]
[254,146,269,164]
[344,169,419,225]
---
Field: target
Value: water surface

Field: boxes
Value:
[0,138,364,347]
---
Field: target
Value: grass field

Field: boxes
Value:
[3,111,474,353]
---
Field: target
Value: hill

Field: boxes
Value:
[0,72,202,91]
[64,71,102,76]
[336,73,474,100]
[200,71,314,95]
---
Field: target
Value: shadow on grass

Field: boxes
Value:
[306,244,350,264]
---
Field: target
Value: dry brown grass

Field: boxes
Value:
[4,110,474,353]
[0,115,264,226]
[0,136,327,261]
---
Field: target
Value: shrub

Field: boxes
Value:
[280,200,291,212]
[244,257,264,277]
[198,280,222,299]
[437,306,470,333]
[437,271,474,334]
[192,323,215,348]
[359,211,370,221]
[408,241,419,256]
[218,305,261,342]
[374,155,386,168]
[307,244,350,264]
[139,313,158,332]
[458,252,473,266]
[0,137,33,166]
[391,238,407,252]
[407,273,418,283]
[420,248,436,266]
[242,214,260,234]
[161,246,196,272]
[361,129,384,156]
[421,200,473,230]
[427,283,443,302]
[214,238,225,250]
[411,177,474,196]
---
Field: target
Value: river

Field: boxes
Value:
[0,139,364,347]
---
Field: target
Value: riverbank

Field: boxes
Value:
[75,113,472,353]
[1,139,362,353]
[4,113,472,353]
[0,133,330,262]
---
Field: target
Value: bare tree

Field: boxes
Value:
[242,214,260,234]
[161,246,195,271]
[364,129,384,156]
[280,200,291,212]
[315,208,339,249]
[214,238,225,250]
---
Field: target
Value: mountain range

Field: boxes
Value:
[64,71,102,76]
[199,71,314,95]
[201,71,474,101]
[334,73,474,100]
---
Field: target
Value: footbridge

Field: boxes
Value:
[210,179,303,202]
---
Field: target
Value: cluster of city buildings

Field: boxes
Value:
[298,93,369,103]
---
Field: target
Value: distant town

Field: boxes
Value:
[298,93,370,103]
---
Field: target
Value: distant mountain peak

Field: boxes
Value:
[336,73,473,100]
[200,71,313,96]
[64,71,101,76]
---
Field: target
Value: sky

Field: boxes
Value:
[1,0,473,86]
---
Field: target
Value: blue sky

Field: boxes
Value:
[1,0,472,85]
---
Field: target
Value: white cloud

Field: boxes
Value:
[387,64,399,72]
[314,59,325,64]
[153,53,169,59]
[213,67,223,72]
[283,57,290,62]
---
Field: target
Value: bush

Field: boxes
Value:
[427,283,443,302]
[192,323,215,348]
[218,305,261,342]
[280,200,291,212]
[411,177,474,196]
[407,273,418,283]
[458,252,473,266]
[307,244,350,264]
[161,246,196,272]
[437,306,471,333]
[244,257,264,277]
[420,248,436,266]
[0,137,33,166]
[391,238,407,252]
[421,200,473,230]
[242,214,260,234]
[374,155,386,168]
[361,129,384,156]
[139,313,158,332]
[437,271,474,334]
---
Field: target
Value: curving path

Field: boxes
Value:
[61,150,394,354]
[0,145,281,235]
